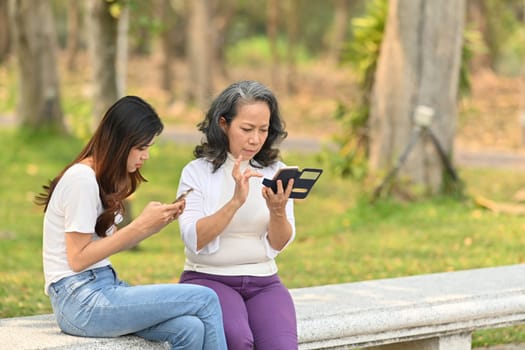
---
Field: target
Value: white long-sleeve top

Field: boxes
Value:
[177,155,296,276]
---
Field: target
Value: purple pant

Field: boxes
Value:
[179,271,298,350]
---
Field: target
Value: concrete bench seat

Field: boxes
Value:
[2,264,525,349]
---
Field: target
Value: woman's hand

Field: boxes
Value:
[133,200,185,236]
[231,155,263,205]
[262,178,294,216]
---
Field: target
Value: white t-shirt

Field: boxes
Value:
[178,155,296,276]
[42,163,112,295]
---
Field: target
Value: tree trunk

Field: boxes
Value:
[369,0,465,194]
[116,4,129,98]
[86,0,118,122]
[10,0,65,131]
[327,0,350,66]
[65,0,80,71]
[159,0,176,102]
[0,0,10,63]
[285,0,299,94]
[519,0,525,145]
[466,0,491,73]
[267,0,279,89]
[212,0,235,80]
[186,0,213,109]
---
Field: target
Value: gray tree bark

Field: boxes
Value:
[212,0,235,80]
[0,0,10,63]
[327,0,350,66]
[267,0,279,90]
[10,0,65,131]
[368,0,465,194]
[285,0,299,94]
[65,0,80,71]
[520,0,525,145]
[86,0,118,122]
[187,0,213,109]
[159,0,177,102]
[116,5,129,98]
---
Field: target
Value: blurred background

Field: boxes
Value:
[2,0,525,189]
[3,0,525,346]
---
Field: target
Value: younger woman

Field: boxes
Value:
[36,96,227,350]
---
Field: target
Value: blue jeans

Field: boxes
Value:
[48,265,227,350]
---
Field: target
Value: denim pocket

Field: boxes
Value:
[63,272,97,294]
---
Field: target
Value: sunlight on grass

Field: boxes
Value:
[1,129,525,346]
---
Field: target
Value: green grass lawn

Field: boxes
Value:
[1,128,525,347]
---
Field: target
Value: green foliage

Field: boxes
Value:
[497,25,525,75]
[343,0,387,93]
[322,0,386,179]
[226,36,311,66]
[484,0,525,75]
[460,28,483,97]
[320,102,368,179]
[229,0,336,57]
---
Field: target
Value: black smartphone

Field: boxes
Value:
[269,166,300,189]
[173,188,194,203]
[262,166,322,199]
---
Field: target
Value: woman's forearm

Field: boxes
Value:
[66,205,177,272]
[267,212,293,251]
[66,225,147,272]
[195,199,242,250]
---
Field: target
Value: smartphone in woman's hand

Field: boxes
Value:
[173,188,194,203]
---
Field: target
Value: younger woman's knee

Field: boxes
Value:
[196,285,221,308]
[169,316,205,348]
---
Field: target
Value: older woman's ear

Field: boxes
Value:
[219,116,228,132]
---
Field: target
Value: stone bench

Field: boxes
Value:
[2,264,525,349]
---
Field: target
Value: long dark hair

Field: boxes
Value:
[194,80,288,171]
[35,96,164,237]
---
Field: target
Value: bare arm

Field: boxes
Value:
[66,201,184,272]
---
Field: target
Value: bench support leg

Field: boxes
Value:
[368,332,472,350]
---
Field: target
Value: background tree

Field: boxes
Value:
[466,0,491,73]
[85,0,119,122]
[10,0,65,131]
[326,0,350,65]
[267,0,280,89]
[116,4,129,97]
[368,0,466,195]
[520,0,525,145]
[284,0,299,94]
[0,0,10,63]
[186,0,213,108]
[65,0,81,71]
[158,0,178,103]
[211,0,236,79]
[86,0,134,228]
